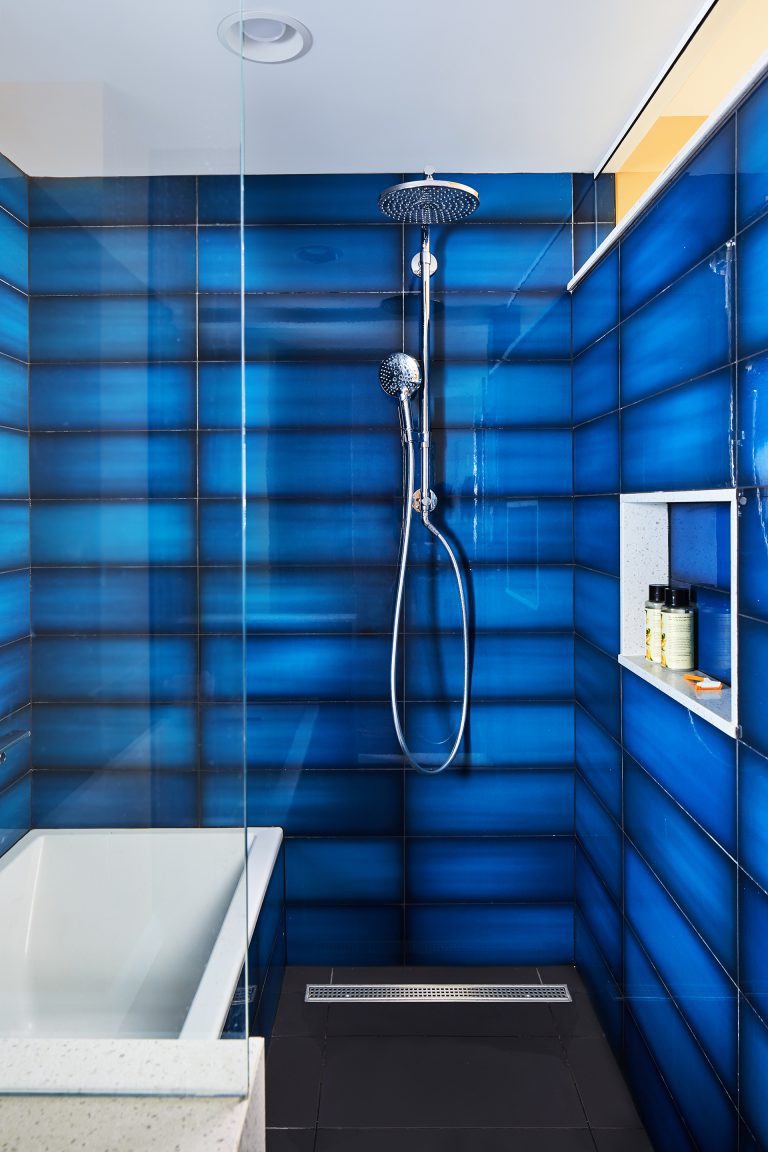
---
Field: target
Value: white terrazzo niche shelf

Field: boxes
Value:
[619,489,739,738]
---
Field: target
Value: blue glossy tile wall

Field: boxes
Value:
[0,149,30,858]
[570,65,768,1144]
[22,169,577,970]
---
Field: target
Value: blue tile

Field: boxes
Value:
[30,363,196,431]
[33,569,197,636]
[32,637,196,702]
[200,429,400,500]
[406,564,573,633]
[621,121,735,317]
[573,413,619,495]
[199,173,402,225]
[202,769,402,836]
[199,293,404,362]
[0,503,28,571]
[624,754,736,976]
[670,501,730,591]
[575,705,621,820]
[621,369,734,492]
[29,227,196,294]
[201,635,390,701]
[0,353,28,429]
[431,173,573,223]
[572,248,619,355]
[31,768,196,827]
[405,767,573,836]
[405,904,573,965]
[740,870,768,1022]
[575,568,619,655]
[31,500,196,565]
[285,838,402,903]
[29,176,197,226]
[0,708,30,793]
[0,639,29,719]
[739,211,768,359]
[625,927,738,1150]
[575,777,621,901]
[739,743,768,892]
[0,206,28,292]
[434,291,571,361]
[623,996,706,1152]
[625,842,737,1096]
[621,252,731,405]
[738,73,768,229]
[401,701,574,768]
[740,994,768,1147]
[575,637,620,740]
[0,154,28,224]
[622,672,735,852]
[199,361,395,430]
[432,361,572,428]
[201,701,398,772]
[0,571,28,646]
[0,281,27,362]
[407,837,573,903]
[740,487,768,618]
[573,222,608,271]
[574,496,619,576]
[0,429,28,498]
[740,615,768,758]
[404,633,573,702]
[409,498,574,566]
[408,223,571,292]
[31,703,197,769]
[573,174,597,224]
[574,911,622,1053]
[595,173,615,223]
[693,586,731,684]
[30,432,195,498]
[739,355,768,487]
[439,429,572,497]
[30,296,196,362]
[199,224,400,293]
[203,566,392,634]
[201,498,400,567]
[0,774,29,858]
[575,847,621,976]
[573,329,619,425]
[286,906,402,965]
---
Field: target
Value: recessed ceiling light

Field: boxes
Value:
[218,11,312,63]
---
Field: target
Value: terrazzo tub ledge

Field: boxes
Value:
[0,826,283,1095]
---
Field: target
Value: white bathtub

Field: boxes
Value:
[0,827,283,1043]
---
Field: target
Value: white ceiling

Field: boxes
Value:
[0,0,713,177]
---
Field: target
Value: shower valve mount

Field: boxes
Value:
[412,488,437,513]
[411,251,438,279]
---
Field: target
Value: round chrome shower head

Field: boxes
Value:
[379,177,480,224]
[379,352,422,398]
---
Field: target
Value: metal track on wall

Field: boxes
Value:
[305,983,571,1004]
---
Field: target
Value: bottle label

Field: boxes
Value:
[661,610,694,671]
[645,606,662,663]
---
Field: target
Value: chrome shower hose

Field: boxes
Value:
[389,399,469,774]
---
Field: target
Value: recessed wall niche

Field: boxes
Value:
[618,489,738,737]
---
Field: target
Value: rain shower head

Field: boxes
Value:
[379,176,479,225]
[379,352,422,398]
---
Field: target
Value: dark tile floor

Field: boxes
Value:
[265,964,654,1152]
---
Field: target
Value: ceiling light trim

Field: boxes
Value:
[218,10,312,63]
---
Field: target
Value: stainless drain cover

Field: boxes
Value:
[305,983,571,1004]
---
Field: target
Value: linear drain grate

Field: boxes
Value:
[305,983,571,1004]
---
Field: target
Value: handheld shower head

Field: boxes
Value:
[379,352,421,399]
